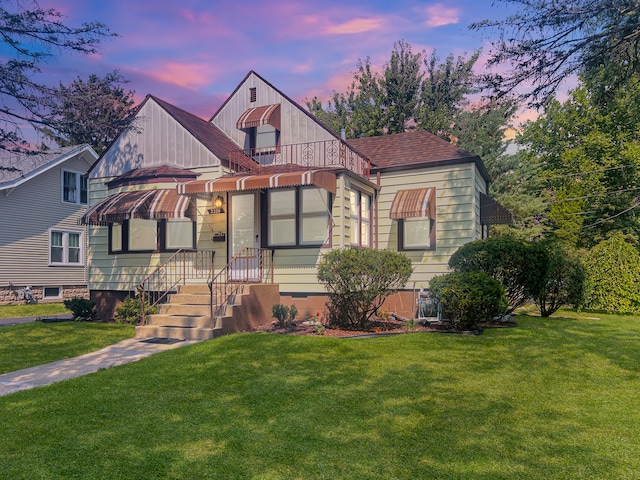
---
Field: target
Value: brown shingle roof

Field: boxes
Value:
[150,95,239,163]
[347,130,490,182]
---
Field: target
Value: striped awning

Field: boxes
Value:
[79,189,192,226]
[480,193,513,225]
[177,170,337,195]
[389,188,435,219]
[236,104,281,130]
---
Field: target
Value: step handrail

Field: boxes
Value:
[138,249,215,324]
[208,247,274,328]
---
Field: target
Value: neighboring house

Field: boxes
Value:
[83,71,511,333]
[0,145,99,304]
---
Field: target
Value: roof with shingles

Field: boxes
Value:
[0,145,97,190]
[347,129,490,182]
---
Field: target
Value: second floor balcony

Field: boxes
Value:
[228,139,371,180]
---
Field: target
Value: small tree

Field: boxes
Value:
[448,237,548,313]
[584,233,640,313]
[533,241,587,317]
[317,249,412,330]
[430,272,508,331]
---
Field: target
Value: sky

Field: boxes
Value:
[26,0,532,127]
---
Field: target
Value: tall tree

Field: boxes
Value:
[417,50,480,138]
[472,0,640,107]
[0,0,114,153]
[38,71,137,154]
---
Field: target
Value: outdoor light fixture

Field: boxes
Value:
[208,195,225,214]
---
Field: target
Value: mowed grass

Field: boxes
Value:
[0,302,69,319]
[0,322,134,374]
[1,312,639,479]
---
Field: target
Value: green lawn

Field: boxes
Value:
[0,322,134,374]
[1,312,639,479]
[0,302,69,319]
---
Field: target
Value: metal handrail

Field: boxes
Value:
[208,247,274,328]
[138,249,215,324]
[228,139,371,179]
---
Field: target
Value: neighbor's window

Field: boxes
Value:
[267,187,330,247]
[43,287,61,299]
[350,189,371,247]
[49,229,83,265]
[401,218,432,250]
[62,170,87,204]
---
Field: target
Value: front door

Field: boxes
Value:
[229,192,260,281]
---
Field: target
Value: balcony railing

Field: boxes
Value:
[229,139,370,179]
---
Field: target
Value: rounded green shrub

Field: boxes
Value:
[317,248,412,330]
[448,237,548,313]
[429,272,508,331]
[63,297,96,321]
[584,233,640,313]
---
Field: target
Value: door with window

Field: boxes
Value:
[229,192,260,281]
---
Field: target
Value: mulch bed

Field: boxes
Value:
[251,317,517,337]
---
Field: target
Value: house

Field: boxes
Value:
[83,71,510,338]
[0,145,99,304]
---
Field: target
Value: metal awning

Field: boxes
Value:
[480,193,513,225]
[389,187,435,219]
[79,189,192,226]
[236,104,281,130]
[177,170,337,195]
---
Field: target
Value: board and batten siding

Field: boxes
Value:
[377,162,483,290]
[212,72,336,149]
[90,99,223,179]
[0,156,90,287]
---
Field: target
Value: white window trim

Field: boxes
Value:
[61,169,87,205]
[43,286,62,299]
[350,189,372,248]
[49,228,84,266]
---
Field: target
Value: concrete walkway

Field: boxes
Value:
[0,337,200,397]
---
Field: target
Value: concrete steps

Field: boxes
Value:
[135,283,280,341]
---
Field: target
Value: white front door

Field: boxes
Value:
[229,192,260,281]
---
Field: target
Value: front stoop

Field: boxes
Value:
[135,283,280,341]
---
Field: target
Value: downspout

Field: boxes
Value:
[376,172,381,250]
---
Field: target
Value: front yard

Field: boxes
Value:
[0,312,639,478]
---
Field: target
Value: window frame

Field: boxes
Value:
[398,217,436,251]
[349,188,372,248]
[49,228,84,266]
[265,187,332,249]
[61,170,88,205]
[108,219,196,254]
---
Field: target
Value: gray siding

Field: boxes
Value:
[0,155,92,287]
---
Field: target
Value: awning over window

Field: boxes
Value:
[480,193,513,225]
[236,104,281,130]
[390,187,435,219]
[79,189,192,226]
[177,170,337,195]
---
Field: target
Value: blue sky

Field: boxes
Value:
[31,0,527,122]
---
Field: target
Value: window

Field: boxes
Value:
[400,218,433,250]
[49,229,83,265]
[109,219,195,253]
[250,87,257,103]
[62,170,87,204]
[43,287,61,299]
[350,189,372,247]
[267,187,330,247]
[250,125,280,165]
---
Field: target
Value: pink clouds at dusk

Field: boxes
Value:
[30,0,530,122]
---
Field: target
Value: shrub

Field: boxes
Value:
[272,304,298,329]
[317,249,412,330]
[584,233,640,313]
[429,272,508,331]
[448,237,548,313]
[63,297,96,321]
[115,295,156,325]
[533,241,587,317]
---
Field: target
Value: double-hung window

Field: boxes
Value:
[350,189,372,247]
[267,187,330,247]
[49,229,83,265]
[62,170,87,204]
